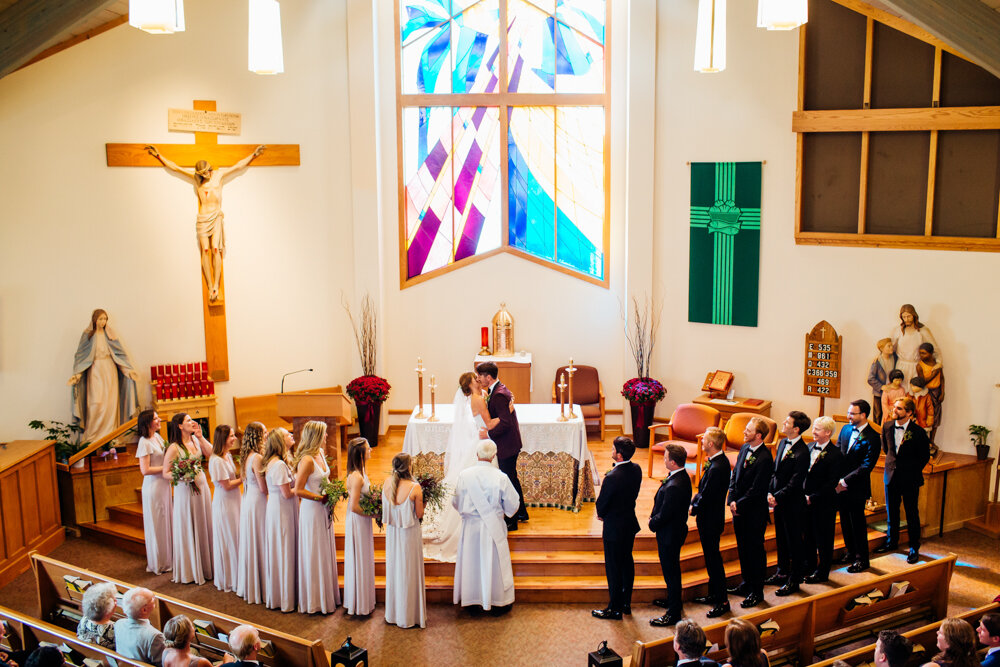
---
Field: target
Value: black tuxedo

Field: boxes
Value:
[769,437,808,581]
[691,452,730,602]
[881,419,931,549]
[676,658,721,667]
[649,469,693,617]
[727,443,774,595]
[836,423,880,563]
[802,441,844,578]
[596,460,642,613]
[486,381,527,524]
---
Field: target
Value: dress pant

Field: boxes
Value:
[885,482,921,549]
[733,512,767,595]
[656,527,687,617]
[603,533,636,612]
[803,502,836,578]
[773,502,806,582]
[697,520,726,602]
[838,494,870,563]
[872,396,883,425]
[498,453,528,523]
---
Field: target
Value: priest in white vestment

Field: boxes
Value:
[452,440,520,611]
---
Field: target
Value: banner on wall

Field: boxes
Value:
[688,161,762,327]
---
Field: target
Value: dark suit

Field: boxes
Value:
[727,443,774,596]
[836,423,880,564]
[649,469,693,617]
[486,381,527,524]
[802,441,844,578]
[769,437,808,582]
[229,662,262,667]
[691,452,731,603]
[677,658,721,667]
[982,649,1000,667]
[881,419,931,549]
[596,460,642,613]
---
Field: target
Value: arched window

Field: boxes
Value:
[396,0,610,287]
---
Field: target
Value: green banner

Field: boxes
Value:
[689,162,761,327]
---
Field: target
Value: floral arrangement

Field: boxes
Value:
[320,477,348,524]
[29,419,89,463]
[170,456,203,494]
[417,472,449,515]
[346,375,391,404]
[359,483,384,529]
[621,377,666,404]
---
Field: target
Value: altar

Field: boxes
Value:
[402,403,600,511]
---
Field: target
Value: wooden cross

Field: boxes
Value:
[106,100,299,382]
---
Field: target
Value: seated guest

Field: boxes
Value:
[722,618,769,667]
[927,618,982,667]
[674,618,719,667]
[76,582,117,649]
[24,647,62,667]
[875,630,913,667]
[978,613,1000,667]
[227,625,263,666]
[114,587,165,666]
[0,620,27,667]
[162,615,228,667]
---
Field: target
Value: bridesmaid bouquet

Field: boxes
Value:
[417,472,449,514]
[359,484,384,530]
[320,478,348,524]
[170,457,203,494]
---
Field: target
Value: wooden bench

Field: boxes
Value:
[31,552,331,667]
[630,554,956,667]
[811,601,1000,667]
[1,604,151,666]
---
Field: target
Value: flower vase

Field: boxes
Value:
[355,400,383,447]
[630,401,655,449]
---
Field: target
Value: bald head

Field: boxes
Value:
[121,587,154,619]
[228,624,261,660]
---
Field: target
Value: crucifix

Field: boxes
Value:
[106,100,300,381]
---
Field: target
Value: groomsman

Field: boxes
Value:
[592,436,643,620]
[727,417,774,608]
[649,444,692,627]
[690,427,732,618]
[802,416,844,583]
[875,397,931,564]
[767,411,810,596]
[835,399,881,573]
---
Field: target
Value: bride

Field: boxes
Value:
[422,371,507,562]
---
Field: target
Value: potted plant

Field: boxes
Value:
[28,419,90,465]
[621,296,665,449]
[343,293,390,447]
[970,424,992,461]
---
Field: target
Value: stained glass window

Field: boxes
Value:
[398,0,608,285]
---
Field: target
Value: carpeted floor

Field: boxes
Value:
[2,529,996,666]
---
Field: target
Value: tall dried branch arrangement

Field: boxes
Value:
[342,293,377,376]
[623,295,662,378]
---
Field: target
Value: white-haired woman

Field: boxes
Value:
[76,582,117,649]
[383,453,426,628]
[294,421,341,614]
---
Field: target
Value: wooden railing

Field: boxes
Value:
[56,416,138,472]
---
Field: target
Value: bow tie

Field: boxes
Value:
[894,425,905,430]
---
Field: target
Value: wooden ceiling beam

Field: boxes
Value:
[0,0,118,79]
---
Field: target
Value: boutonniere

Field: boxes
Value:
[902,430,913,443]
[781,445,794,460]
[745,453,758,468]
[817,449,828,461]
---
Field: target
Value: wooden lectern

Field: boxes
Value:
[277,392,352,478]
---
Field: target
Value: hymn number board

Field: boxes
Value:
[804,320,842,399]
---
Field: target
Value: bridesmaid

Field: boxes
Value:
[383,453,426,629]
[263,428,298,612]
[162,413,213,585]
[343,437,376,616]
[208,425,242,593]
[135,409,172,574]
[236,422,268,604]
[293,421,341,614]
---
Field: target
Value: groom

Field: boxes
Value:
[477,362,529,531]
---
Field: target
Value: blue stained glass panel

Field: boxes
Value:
[507,0,555,93]
[451,0,501,94]
[508,106,555,260]
[555,0,605,45]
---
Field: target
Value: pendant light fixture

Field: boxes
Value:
[694,0,726,72]
[248,0,284,75]
[128,0,185,34]
[757,0,808,30]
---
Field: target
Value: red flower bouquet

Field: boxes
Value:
[621,377,666,404]
[346,375,391,404]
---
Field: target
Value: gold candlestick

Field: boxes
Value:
[415,357,426,419]
[566,358,578,419]
[428,375,439,422]
[557,372,568,422]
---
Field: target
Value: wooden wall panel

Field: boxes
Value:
[0,475,24,559]
[933,130,1000,237]
[941,52,1000,107]
[35,452,59,534]
[805,0,867,110]
[866,131,931,234]
[871,22,934,108]
[801,133,863,232]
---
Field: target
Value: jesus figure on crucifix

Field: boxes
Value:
[146,143,265,301]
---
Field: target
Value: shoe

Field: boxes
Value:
[517,514,530,522]
[775,582,800,596]
[489,603,513,616]
[873,542,898,554]
[764,573,788,586]
[650,613,680,627]
[740,593,763,608]
[804,572,828,584]
[727,584,747,596]
[834,552,856,565]
[652,598,671,609]
[847,561,870,573]
[693,596,714,605]
[591,607,622,620]
[506,521,518,532]
[622,604,631,615]
[906,548,920,564]
[706,601,731,618]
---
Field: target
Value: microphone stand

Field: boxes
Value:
[281,368,314,393]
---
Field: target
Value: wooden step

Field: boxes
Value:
[78,520,147,556]
[107,503,144,529]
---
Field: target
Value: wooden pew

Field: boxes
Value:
[1,604,151,666]
[31,552,331,667]
[810,602,1000,667]
[630,554,956,667]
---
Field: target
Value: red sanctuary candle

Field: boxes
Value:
[481,326,488,348]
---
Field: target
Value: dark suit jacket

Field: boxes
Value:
[881,420,931,489]
[727,443,774,521]
[596,460,642,541]
[803,442,844,508]
[837,423,880,500]
[649,469,692,544]
[691,453,731,533]
[982,649,1000,667]
[677,658,720,667]
[769,438,808,506]
[229,662,262,667]
[486,381,523,459]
